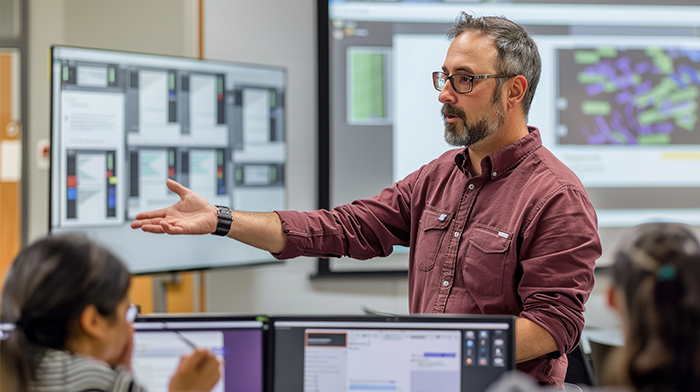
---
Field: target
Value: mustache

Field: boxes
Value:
[442,104,465,118]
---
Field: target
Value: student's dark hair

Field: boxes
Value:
[0,234,131,391]
[446,12,541,117]
[611,222,700,392]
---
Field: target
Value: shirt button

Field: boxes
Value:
[443,280,450,287]
[468,184,475,190]
[454,232,460,238]
[492,172,497,177]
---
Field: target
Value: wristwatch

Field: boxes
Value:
[212,205,233,236]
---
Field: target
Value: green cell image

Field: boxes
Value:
[350,51,385,121]
[597,47,617,58]
[558,46,700,146]
[574,51,600,65]
[581,101,611,116]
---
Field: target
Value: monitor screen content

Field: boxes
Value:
[50,46,286,273]
[272,316,515,392]
[322,1,700,265]
[133,315,266,392]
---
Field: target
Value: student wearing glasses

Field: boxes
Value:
[0,234,221,392]
[132,12,601,387]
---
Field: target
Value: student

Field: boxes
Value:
[0,234,221,392]
[484,222,700,392]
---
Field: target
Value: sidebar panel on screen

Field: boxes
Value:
[57,62,125,227]
[231,82,286,212]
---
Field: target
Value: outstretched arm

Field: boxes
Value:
[130,179,287,253]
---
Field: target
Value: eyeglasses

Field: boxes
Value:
[126,303,139,324]
[432,71,515,94]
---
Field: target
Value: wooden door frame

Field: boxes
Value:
[0,0,28,248]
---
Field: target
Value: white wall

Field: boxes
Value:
[26,0,410,316]
[201,0,409,315]
[27,0,198,242]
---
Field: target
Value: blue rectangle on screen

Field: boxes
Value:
[349,386,397,391]
[424,353,456,357]
[67,188,77,200]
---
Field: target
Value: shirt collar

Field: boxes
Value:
[453,126,543,177]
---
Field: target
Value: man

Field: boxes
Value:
[132,13,601,387]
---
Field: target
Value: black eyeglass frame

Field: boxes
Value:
[432,71,516,94]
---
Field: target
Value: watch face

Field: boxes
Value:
[218,206,233,220]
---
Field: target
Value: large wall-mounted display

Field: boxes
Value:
[320,0,700,265]
[50,46,287,273]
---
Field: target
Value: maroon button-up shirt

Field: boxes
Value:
[274,127,601,386]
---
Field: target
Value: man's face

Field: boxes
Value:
[438,31,506,148]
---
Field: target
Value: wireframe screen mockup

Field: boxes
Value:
[133,315,267,392]
[50,46,286,273]
[272,315,515,392]
[322,1,700,265]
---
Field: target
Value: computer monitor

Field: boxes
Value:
[133,314,268,392]
[49,46,287,273]
[271,315,515,392]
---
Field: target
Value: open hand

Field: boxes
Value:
[130,179,218,235]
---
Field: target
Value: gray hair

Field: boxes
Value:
[446,12,541,117]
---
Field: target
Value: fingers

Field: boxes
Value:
[170,349,221,392]
[161,220,186,235]
[131,217,165,232]
[131,217,160,229]
[184,349,220,372]
[131,218,187,235]
[134,208,169,221]
[167,179,193,199]
[191,349,221,384]
[139,225,166,234]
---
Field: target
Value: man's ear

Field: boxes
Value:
[78,304,107,340]
[505,75,527,110]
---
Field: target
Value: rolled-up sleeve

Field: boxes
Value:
[272,169,418,261]
[517,185,601,356]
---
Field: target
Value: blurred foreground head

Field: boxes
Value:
[0,234,131,391]
[610,222,700,391]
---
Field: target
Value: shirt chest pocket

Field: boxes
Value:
[463,224,512,297]
[415,207,454,272]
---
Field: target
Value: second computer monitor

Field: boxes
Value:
[272,315,515,392]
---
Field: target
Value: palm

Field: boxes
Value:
[131,180,217,235]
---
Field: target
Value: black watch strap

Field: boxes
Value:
[212,205,233,236]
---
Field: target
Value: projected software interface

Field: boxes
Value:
[133,319,264,392]
[273,319,512,392]
[326,1,700,228]
[50,47,286,273]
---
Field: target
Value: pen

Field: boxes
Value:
[173,330,198,349]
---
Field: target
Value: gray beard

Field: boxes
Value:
[443,103,505,147]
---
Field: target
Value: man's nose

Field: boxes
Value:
[438,81,457,104]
